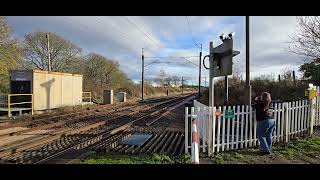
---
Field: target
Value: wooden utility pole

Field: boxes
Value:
[46,33,51,72]
[198,44,202,98]
[224,76,228,105]
[293,70,296,86]
[245,16,251,106]
[141,48,144,100]
[181,76,184,94]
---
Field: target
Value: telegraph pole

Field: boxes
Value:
[293,70,296,86]
[198,44,202,99]
[224,76,228,105]
[204,76,207,87]
[209,41,214,107]
[46,33,51,72]
[181,76,184,94]
[245,16,251,106]
[141,48,144,100]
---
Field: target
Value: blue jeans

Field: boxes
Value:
[257,119,276,154]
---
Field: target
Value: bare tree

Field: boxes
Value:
[232,63,244,81]
[159,69,166,87]
[288,16,320,84]
[172,75,181,86]
[288,16,320,60]
[281,67,294,81]
[22,32,82,72]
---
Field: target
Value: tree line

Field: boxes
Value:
[1,16,320,100]
[0,17,141,102]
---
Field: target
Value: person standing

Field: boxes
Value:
[252,92,276,155]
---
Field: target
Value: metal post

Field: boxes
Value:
[7,94,11,118]
[185,107,189,154]
[293,70,296,86]
[31,94,34,115]
[181,76,184,94]
[309,99,315,136]
[209,42,214,107]
[205,76,207,87]
[141,48,144,100]
[224,76,228,105]
[46,33,51,72]
[198,44,202,99]
[245,16,251,106]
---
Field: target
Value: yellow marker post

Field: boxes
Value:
[305,90,309,97]
[31,94,34,115]
[7,94,11,118]
[309,89,317,100]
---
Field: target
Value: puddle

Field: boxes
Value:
[121,133,152,146]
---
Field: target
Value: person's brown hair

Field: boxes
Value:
[261,92,271,111]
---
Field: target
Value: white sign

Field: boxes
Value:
[15,78,27,81]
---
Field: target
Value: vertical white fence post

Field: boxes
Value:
[208,106,212,156]
[240,105,244,149]
[284,102,289,143]
[309,99,316,136]
[280,103,285,142]
[231,105,235,150]
[217,106,222,152]
[212,106,216,155]
[185,107,189,154]
[249,105,253,147]
[226,106,231,151]
[277,103,281,143]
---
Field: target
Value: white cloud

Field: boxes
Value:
[6,16,303,82]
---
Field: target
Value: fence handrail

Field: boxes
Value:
[82,92,92,103]
[186,86,320,157]
[8,94,33,96]
[0,94,34,118]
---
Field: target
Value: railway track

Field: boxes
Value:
[0,93,196,164]
[0,94,186,130]
[0,94,190,138]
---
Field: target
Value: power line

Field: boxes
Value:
[185,16,201,49]
[64,16,141,58]
[144,56,199,59]
[181,57,199,67]
[124,16,162,49]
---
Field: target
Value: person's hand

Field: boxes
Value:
[255,96,261,101]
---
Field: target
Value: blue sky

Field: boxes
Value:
[6,16,303,85]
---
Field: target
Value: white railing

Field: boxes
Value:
[185,86,320,156]
[0,94,34,118]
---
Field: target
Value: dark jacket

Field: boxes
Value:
[251,100,274,121]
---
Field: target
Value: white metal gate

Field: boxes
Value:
[185,86,320,156]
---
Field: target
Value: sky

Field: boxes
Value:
[6,16,303,85]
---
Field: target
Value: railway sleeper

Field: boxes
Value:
[159,132,176,154]
[144,131,167,154]
[165,133,179,154]
[171,133,184,156]
[151,131,171,154]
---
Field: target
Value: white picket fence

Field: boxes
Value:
[185,86,320,156]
